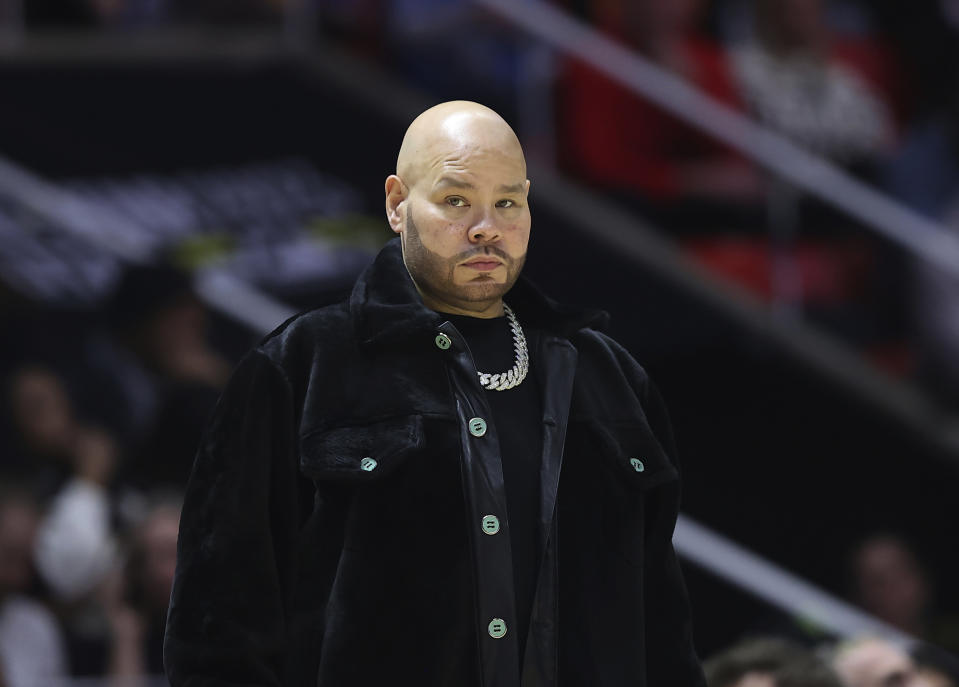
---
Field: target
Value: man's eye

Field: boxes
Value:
[497,199,515,208]
[447,197,467,207]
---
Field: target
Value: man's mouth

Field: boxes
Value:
[462,259,503,271]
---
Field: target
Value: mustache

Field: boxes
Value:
[451,245,513,264]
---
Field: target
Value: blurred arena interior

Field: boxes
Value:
[2,0,959,685]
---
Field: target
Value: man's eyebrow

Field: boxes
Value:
[434,176,475,191]
[432,177,526,194]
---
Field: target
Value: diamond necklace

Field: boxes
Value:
[477,303,528,391]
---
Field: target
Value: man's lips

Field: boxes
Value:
[462,259,503,271]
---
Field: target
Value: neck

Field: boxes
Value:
[419,291,505,319]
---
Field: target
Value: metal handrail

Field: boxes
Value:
[675,515,916,649]
[476,0,959,280]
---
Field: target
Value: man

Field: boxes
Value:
[164,101,705,686]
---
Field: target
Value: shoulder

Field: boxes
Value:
[209,302,352,412]
[252,301,352,373]
[571,328,651,384]
[565,327,656,421]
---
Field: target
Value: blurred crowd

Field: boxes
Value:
[0,262,235,686]
[551,0,959,409]
[704,635,959,687]
[4,0,959,685]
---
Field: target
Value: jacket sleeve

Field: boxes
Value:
[163,349,303,687]
[610,340,707,686]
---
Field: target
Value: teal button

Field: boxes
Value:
[360,457,378,472]
[468,417,487,437]
[488,618,507,639]
[629,458,645,473]
[481,515,500,535]
[434,333,452,350]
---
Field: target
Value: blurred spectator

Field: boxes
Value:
[377,0,524,118]
[913,644,959,687]
[831,637,931,687]
[729,0,898,167]
[885,116,959,410]
[0,484,69,687]
[100,492,181,685]
[3,365,81,493]
[2,362,124,680]
[704,637,843,687]
[1,364,119,603]
[4,364,119,496]
[848,534,959,652]
[34,474,118,604]
[103,262,230,489]
[108,263,229,392]
[558,0,762,214]
[716,0,909,347]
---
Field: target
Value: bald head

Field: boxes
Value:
[395,101,526,191]
[385,101,531,318]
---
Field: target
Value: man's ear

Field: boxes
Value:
[385,175,407,234]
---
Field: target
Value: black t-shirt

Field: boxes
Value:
[445,311,543,665]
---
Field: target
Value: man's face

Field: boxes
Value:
[853,539,928,627]
[392,126,531,316]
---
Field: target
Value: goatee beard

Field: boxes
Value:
[403,205,525,308]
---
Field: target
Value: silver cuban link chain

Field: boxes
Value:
[477,303,528,391]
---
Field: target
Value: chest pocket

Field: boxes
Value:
[298,415,430,553]
[588,421,678,490]
[579,420,679,567]
[298,415,424,483]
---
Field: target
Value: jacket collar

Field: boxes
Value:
[350,238,608,349]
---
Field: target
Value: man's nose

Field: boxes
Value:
[467,208,502,243]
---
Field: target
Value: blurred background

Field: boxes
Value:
[1,0,959,685]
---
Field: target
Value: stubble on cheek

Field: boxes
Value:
[403,206,526,302]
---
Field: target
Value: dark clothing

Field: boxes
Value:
[446,313,543,667]
[164,238,705,687]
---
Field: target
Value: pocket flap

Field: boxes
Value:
[299,415,424,482]
[587,421,678,490]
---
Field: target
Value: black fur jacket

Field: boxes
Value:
[163,238,705,687]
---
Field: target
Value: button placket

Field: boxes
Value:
[442,324,520,674]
